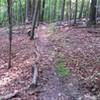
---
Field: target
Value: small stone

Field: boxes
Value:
[43,87,47,91]
[1,65,4,68]
[68,83,73,87]
[26,60,30,64]
[84,94,97,100]
[78,96,83,100]
[58,93,62,97]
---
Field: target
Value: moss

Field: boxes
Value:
[56,57,70,78]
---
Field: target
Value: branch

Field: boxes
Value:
[29,64,38,88]
[0,90,18,100]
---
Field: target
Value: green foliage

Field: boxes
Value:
[0,0,92,26]
[56,57,70,78]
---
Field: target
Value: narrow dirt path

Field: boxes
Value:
[35,26,87,100]
[35,27,69,100]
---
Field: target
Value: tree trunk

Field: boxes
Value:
[19,0,24,24]
[61,0,66,21]
[74,0,78,24]
[84,0,90,18]
[79,0,85,19]
[26,0,32,22]
[36,0,41,26]
[89,0,97,25]
[7,0,13,69]
[53,0,57,21]
[69,0,72,20]
[40,0,45,22]
[31,0,40,39]
[32,0,36,18]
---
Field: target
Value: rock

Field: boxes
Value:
[84,94,97,100]
[58,93,62,97]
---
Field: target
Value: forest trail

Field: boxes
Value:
[0,25,99,100]
[35,26,69,100]
[0,0,99,99]
[35,25,88,100]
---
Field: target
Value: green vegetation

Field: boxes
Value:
[56,57,70,78]
[0,0,99,26]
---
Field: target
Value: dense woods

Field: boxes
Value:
[0,0,99,26]
[0,0,100,100]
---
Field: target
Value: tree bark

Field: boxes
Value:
[79,0,85,19]
[40,0,45,22]
[84,0,90,18]
[89,0,97,25]
[69,0,72,20]
[32,0,36,18]
[26,0,32,22]
[19,0,24,24]
[7,0,13,69]
[74,0,78,25]
[31,0,40,39]
[53,0,57,21]
[36,0,41,26]
[61,0,66,21]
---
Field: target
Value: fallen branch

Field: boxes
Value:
[87,29,100,34]
[32,64,38,85]
[0,90,18,100]
[29,64,38,88]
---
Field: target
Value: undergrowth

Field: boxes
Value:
[56,56,70,78]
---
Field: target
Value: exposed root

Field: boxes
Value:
[0,90,18,100]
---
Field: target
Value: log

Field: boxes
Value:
[32,64,38,85]
[29,64,38,88]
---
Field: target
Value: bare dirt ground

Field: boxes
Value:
[0,24,100,100]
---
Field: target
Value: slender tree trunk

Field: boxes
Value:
[0,1,1,24]
[19,0,24,24]
[31,0,40,39]
[16,1,18,24]
[53,0,57,21]
[36,0,41,26]
[74,0,78,24]
[97,0,100,17]
[89,0,97,25]
[32,0,36,18]
[7,0,13,69]
[48,0,51,22]
[40,0,45,22]
[26,0,32,22]
[61,0,66,20]
[69,0,72,20]
[65,1,69,20]
[84,0,90,18]
[79,0,85,19]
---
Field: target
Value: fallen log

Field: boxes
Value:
[32,64,38,85]
[29,64,38,88]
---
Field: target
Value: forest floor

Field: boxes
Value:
[0,23,100,100]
